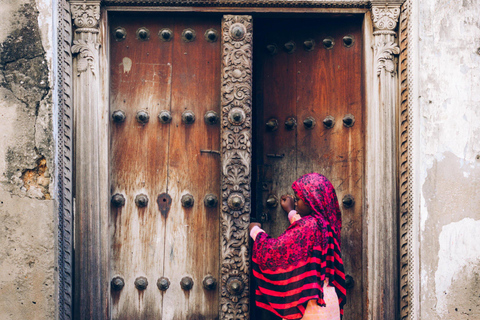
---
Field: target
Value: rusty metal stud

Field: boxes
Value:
[266,195,278,208]
[226,277,244,295]
[112,110,126,123]
[157,277,170,291]
[303,116,316,129]
[230,23,246,40]
[181,111,195,124]
[204,110,219,125]
[323,115,335,129]
[232,197,242,208]
[342,114,355,128]
[228,108,245,125]
[136,28,150,41]
[114,27,126,42]
[266,118,279,132]
[136,110,150,124]
[111,276,125,291]
[204,28,218,42]
[284,41,296,54]
[228,193,244,210]
[182,110,195,124]
[303,39,315,51]
[158,110,172,124]
[345,275,355,289]
[111,193,125,207]
[323,37,335,49]
[135,194,148,208]
[232,112,243,123]
[203,275,217,290]
[266,44,278,56]
[342,35,355,48]
[342,194,355,208]
[204,194,218,208]
[285,117,297,130]
[182,29,196,42]
[134,277,148,290]
[180,276,194,291]
[159,28,173,42]
[181,194,194,208]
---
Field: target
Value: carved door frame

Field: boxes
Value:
[55,0,416,319]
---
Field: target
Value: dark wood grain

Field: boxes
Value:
[252,16,364,320]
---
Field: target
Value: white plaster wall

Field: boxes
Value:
[418,0,480,318]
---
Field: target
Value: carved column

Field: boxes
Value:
[220,15,253,320]
[70,1,104,319]
[367,4,401,320]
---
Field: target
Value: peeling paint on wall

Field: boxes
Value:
[418,0,480,318]
[0,0,52,199]
[0,0,55,318]
[436,218,480,318]
[421,153,480,320]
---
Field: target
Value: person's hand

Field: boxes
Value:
[249,222,261,233]
[281,194,295,213]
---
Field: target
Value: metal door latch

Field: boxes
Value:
[266,153,284,159]
[200,149,220,155]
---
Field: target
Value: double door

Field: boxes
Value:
[107,13,364,320]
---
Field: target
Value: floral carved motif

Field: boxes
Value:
[71,40,99,76]
[220,15,253,320]
[70,3,100,29]
[372,5,401,77]
[372,6,401,31]
[374,42,400,76]
[70,2,100,75]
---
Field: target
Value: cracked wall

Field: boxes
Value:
[419,0,480,318]
[0,0,55,318]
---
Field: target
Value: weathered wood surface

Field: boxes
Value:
[109,12,221,319]
[252,16,364,320]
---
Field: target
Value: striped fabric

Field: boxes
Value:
[252,173,346,320]
[252,218,345,319]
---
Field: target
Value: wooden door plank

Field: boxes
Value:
[253,17,364,320]
[254,19,298,239]
[109,12,174,319]
[162,15,221,320]
[295,17,364,319]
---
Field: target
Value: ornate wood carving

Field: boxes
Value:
[58,2,415,319]
[366,4,401,320]
[103,0,370,8]
[57,0,73,318]
[220,15,253,320]
[70,1,104,319]
[373,6,400,75]
[399,0,413,319]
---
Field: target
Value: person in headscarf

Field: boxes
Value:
[249,173,346,320]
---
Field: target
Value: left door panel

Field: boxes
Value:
[109,12,221,319]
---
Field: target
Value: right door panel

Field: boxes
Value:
[252,16,364,320]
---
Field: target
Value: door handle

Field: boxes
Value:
[345,274,354,289]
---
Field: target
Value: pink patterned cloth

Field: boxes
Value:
[252,173,346,319]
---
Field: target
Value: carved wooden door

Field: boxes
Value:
[109,12,221,319]
[252,17,365,320]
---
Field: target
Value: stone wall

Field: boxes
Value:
[418,0,480,318]
[0,0,55,318]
